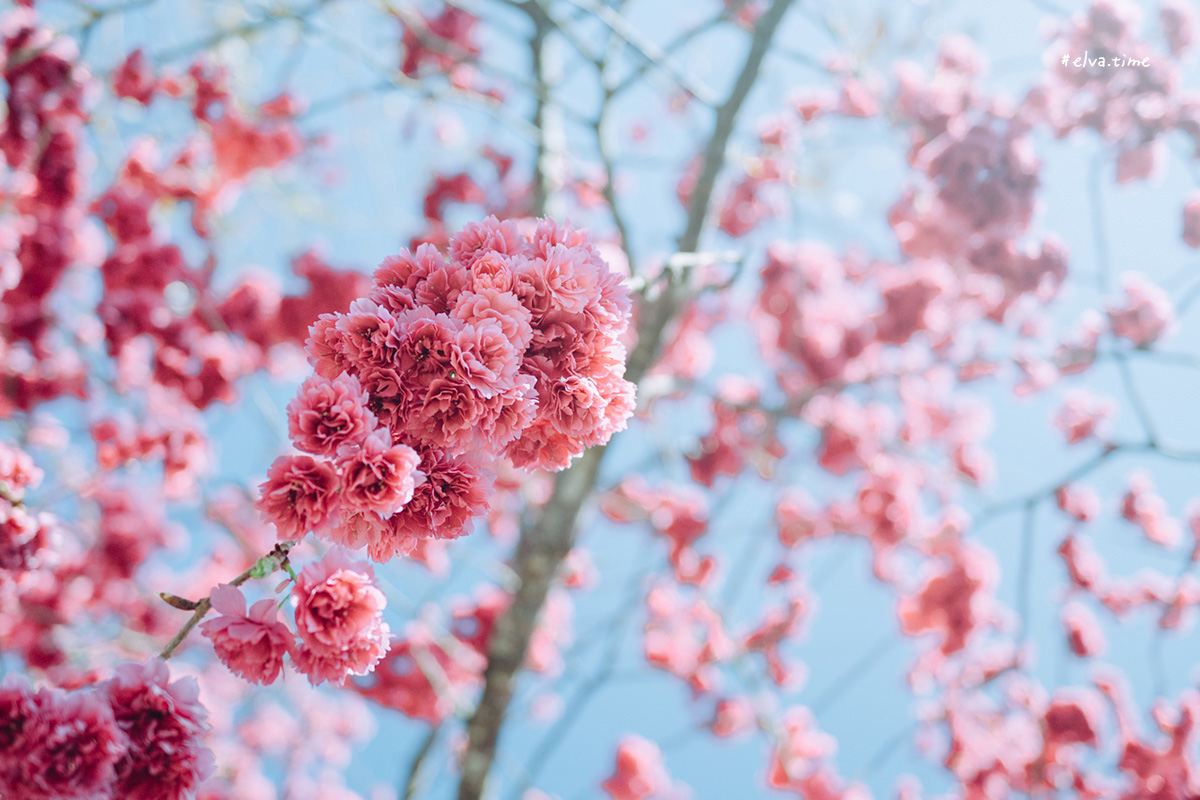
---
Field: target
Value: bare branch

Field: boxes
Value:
[557,0,718,106]
[400,725,442,800]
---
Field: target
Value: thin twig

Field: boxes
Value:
[159,540,295,659]
[400,724,442,800]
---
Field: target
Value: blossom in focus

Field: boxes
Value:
[199,584,294,685]
[291,549,391,686]
[256,454,342,541]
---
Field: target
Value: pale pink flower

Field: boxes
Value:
[1121,471,1182,548]
[1107,273,1174,348]
[199,584,294,685]
[1053,390,1114,444]
[466,250,516,292]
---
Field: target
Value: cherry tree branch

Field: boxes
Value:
[453,3,797,798]
[399,723,443,800]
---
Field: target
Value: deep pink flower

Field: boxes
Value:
[897,542,997,655]
[199,584,294,685]
[256,454,341,540]
[336,429,422,515]
[112,49,157,104]
[374,243,449,292]
[475,373,539,451]
[0,502,49,573]
[305,313,350,379]
[0,676,38,756]
[286,372,378,457]
[104,660,214,800]
[1063,601,1106,657]
[1044,689,1103,750]
[0,680,126,800]
[410,375,487,452]
[391,306,461,379]
[388,450,493,543]
[336,297,398,368]
[355,363,418,434]
[414,257,470,314]
[292,549,391,686]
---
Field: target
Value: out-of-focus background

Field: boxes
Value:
[6,0,1200,798]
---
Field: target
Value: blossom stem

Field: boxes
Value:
[159,541,296,660]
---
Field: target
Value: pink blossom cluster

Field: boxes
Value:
[93,130,346,414]
[767,707,866,799]
[898,540,999,659]
[0,440,51,575]
[885,35,1076,320]
[1057,500,1200,634]
[200,549,390,687]
[0,660,213,800]
[602,477,713,585]
[352,620,483,723]
[258,216,634,560]
[686,376,783,487]
[0,9,90,412]
[91,388,210,500]
[1120,471,1182,548]
[1037,1,1193,180]
[2,470,191,675]
[642,583,733,694]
